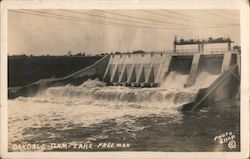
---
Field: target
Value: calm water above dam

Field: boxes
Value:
[8,72,240,152]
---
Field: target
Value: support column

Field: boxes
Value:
[118,64,127,83]
[155,55,172,84]
[110,64,119,83]
[103,64,111,82]
[136,64,145,83]
[184,53,201,87]
[201,43,204,52]
[222,51,232,72]
[127,64,136,83]
[173,35,177,53]
[145,64,154,83]
[228,41,231,51]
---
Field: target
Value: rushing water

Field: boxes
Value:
[8,72,240,152]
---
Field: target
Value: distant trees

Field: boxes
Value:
[8,54,28,59]
[8,49,147,58]
[75,52,86,56]
[67,51,86,56]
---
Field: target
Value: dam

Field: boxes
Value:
[103,36,239,88]
[8,37,241,111]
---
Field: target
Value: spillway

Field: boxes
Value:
[102,51,237,88]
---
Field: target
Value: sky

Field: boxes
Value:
[8,9,240,55]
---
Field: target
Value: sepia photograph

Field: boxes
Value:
[1,0,249,159]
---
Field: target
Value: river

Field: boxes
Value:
[8,72,240,152]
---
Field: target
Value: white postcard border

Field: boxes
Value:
[1,0,249,159]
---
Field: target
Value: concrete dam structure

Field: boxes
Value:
[103,51,237,88]
[102,36,239,89]
[8,37,241,111]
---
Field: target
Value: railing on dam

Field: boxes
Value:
[109,49,231,58]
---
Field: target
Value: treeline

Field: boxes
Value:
[8,53,96,58]
[8,50,146,58]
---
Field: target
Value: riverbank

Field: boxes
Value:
[8,55,103,87]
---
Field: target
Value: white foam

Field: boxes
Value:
[8,71,218,143]
[160,71,189,90]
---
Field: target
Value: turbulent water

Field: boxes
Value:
[8,72,240,152]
